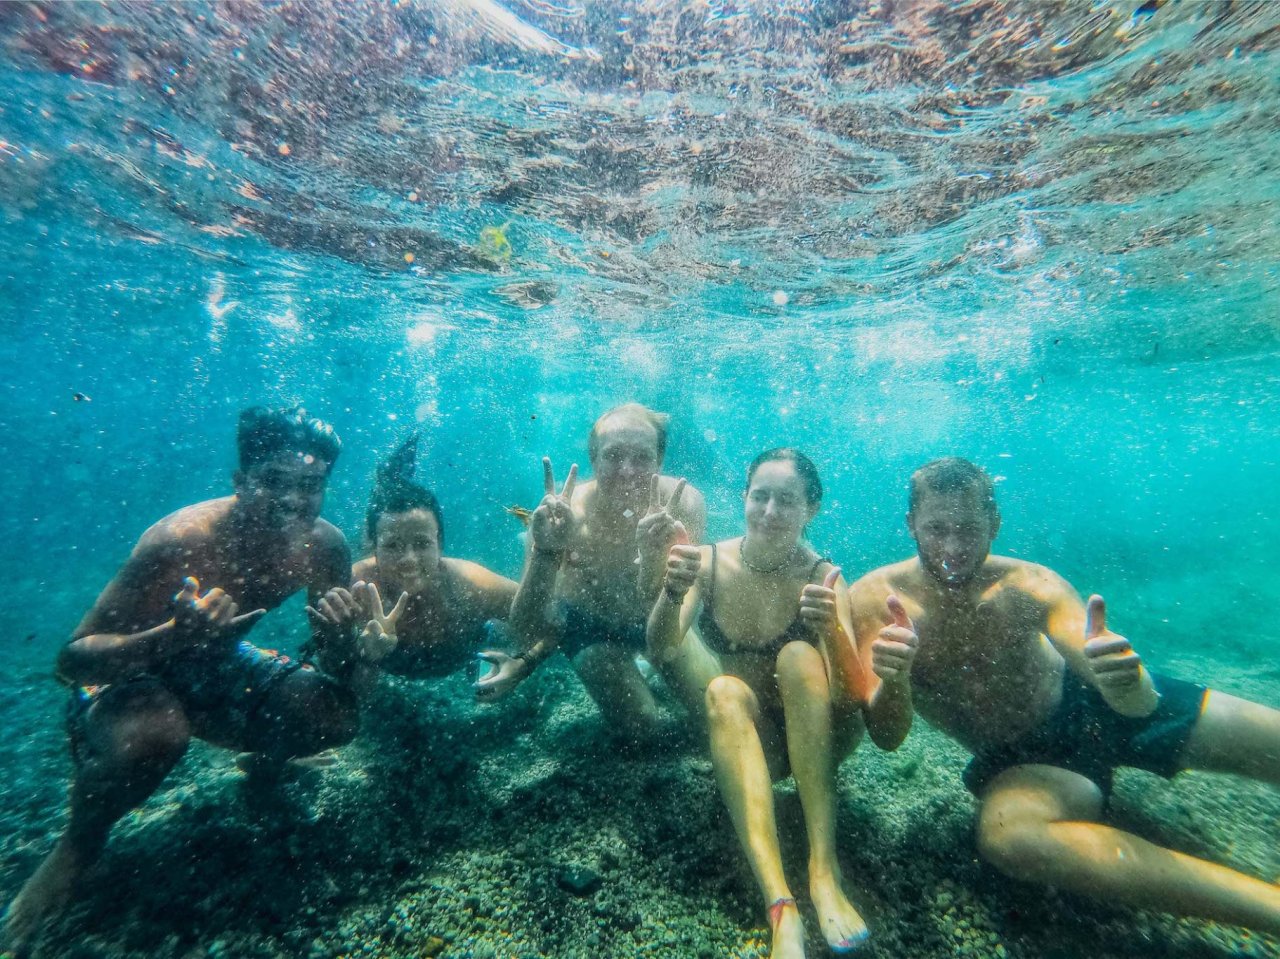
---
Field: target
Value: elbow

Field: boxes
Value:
[55,641,92,686]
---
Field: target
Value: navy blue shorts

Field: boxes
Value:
[556,602,647,659]
[963,670,1208,798]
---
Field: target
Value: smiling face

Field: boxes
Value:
[235,450,331,542]
[743,459,817,545]
[908,487,999,590]
[590,415,661,504]
[373,508,442,595]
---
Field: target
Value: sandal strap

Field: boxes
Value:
[767,896,797,928]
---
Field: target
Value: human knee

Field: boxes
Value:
[103,695,190,769]
[705,675,753,722]
[776,641,827,694]
[976,809,1058,881]
[260,675,358,753]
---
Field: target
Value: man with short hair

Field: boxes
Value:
[4,406,365,953]
[849,457,1280,935]
[513,403,706,739]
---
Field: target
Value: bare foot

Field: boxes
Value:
[810,878,870,953]
[768,897,806,959]
[3,838,83,956]
[234,751,337,778]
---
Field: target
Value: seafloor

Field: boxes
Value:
[1,646,1277,959]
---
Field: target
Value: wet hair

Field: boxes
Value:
[587,403,669,464]
[908,457,998,520]
[366,432,445,548]
[745,447,823,507]
[237,405,341,472]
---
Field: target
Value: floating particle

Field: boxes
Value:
[772,290,789,307]
[404,251,415,264]
[277,143,291,156]
[388,413,398,421]
[72,391,91,402]
[703,428,718,442]
[407,191,419,202]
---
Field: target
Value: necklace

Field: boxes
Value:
[739,538,799,575]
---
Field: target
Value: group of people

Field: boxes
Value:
[4,402,1279,959]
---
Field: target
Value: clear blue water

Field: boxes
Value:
[1,2,1278,957]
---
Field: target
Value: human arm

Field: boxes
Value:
[508,456,577,649]
[1043,582,1160,718]
[458,563,556,701]
[57,529,264,687]
[799,567,871,710]
[645,534,702,666]
[848,576,918,750]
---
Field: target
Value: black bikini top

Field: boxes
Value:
[696,543,828,659]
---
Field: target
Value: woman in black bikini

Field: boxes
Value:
[647,448,872,959]
[310,434,553,698]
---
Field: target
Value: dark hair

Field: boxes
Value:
[237,405,341,472]
[587,403,669,464]
[366,432,445,547]
[746,447,823,506]
[908,457,998,520]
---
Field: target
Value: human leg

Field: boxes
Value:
[977,763,1280,935]
[1181,689,1280,785]
[705,674,804,959]
[4,681,190,951]
[776,641,868,951]
[238,667,359,761]
[572,643,661,741]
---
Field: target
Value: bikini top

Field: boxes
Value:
[696,543,829,659]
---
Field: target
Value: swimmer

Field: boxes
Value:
[647,449,873,959]
[3,407,363,955]
[848,457,1280,936]
[307,433,554,699]
[511,403,706,741]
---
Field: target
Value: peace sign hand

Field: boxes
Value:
[637,475,688,561]
[799,567,842,639]
[1082,594,1143,694]
[352,581,409,664]
[529,456,578,556]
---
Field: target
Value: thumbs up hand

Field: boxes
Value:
[799,567,843,639]
[872,594,920,685]
[1081,594,1145,694]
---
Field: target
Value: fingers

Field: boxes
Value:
[1090,651,1142,675]
[231,608,267,627]
[667,477,687,513]
[177,576,200,603]
[542,456,555,496]
[366,582,385,619]
[648,474,660,512]
[387,590,410,624]
[823,566,841,590]
[672,520,689,546]
[1085,594,1107,639]
[1084,636,1132,659]
[560,463,578,501]
[886,594,912,630]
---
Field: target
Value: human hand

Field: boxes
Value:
[352,581,409,663]
[172,576,265,643]
[528,456,578,556]
[799,567,842,638]
[637,475,688,560]
[872,594,919,685]
[1082,594,1144,693]
[473,650,528,702]
[662,525,700,602]
[305,586,363,632]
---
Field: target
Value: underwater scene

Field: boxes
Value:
[1,1,1278,957]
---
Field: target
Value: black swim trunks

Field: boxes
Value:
[556,602,646,659]
[963,670,1208,798]
[68,641,306,760]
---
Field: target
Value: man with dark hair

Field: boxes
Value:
[513,403,706,740]
[4,406,364,954]
[848,457,1280,936]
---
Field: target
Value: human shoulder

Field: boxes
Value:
[352,555,378,584]
[994,556,1078,605]
[445,557,518,594]
[134,498,231,559]
[847,558,917,605]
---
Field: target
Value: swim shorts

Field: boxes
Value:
[556,602,647,659]
[963,670,1208,798]
[68,641,306,759]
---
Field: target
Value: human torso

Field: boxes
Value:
[555,481,651,625]
[356,556,512,678]
[888,558,1065,751]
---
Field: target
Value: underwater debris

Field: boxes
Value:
[71,391,91,402]
[503,504,533,526]
[477,222,513,263]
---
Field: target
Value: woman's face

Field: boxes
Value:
[374,508,442,594]
[743,459,817,543]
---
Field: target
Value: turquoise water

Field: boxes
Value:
[1,2,1278,957]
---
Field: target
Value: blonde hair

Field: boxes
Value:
[587,403,669,463]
